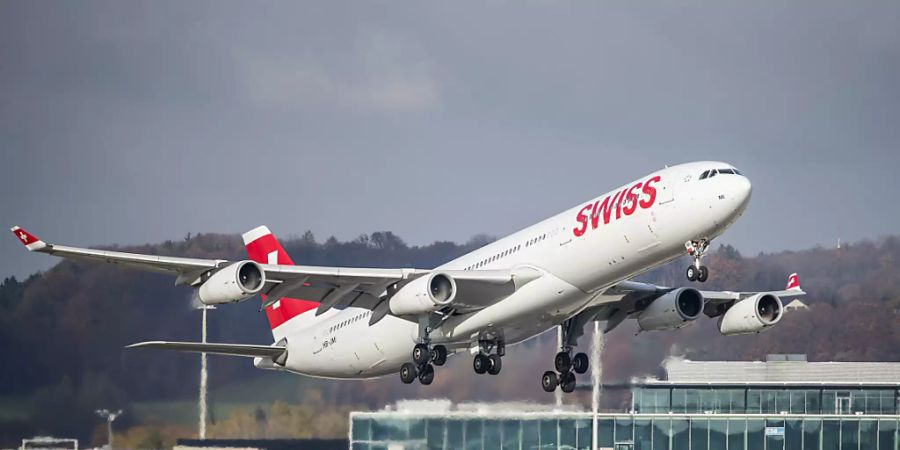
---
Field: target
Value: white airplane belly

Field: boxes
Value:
[282,313,416,379]
[438,272,591,341]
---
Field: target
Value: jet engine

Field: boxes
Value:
[389,273,456,316]
[718,293,783,336]
[198,260,266,305]
[637,287,704,331]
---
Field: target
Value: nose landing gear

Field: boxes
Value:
[685,239,710,282]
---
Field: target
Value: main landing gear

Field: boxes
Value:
[400,343,448,385]
[542,319,589,394]
[401,314,452,385]
[685,239,710,283]
[472,340,504,376]
[542,349,589,393]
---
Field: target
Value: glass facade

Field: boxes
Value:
[634,386,900,415]
[351,414,900,450]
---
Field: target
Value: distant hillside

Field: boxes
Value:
[1,232,898,445]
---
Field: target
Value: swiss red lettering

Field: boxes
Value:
[591,193,618,229]
[573,204,592,237]
[639,176,660,209]
[623,182,643,216]
[574,176,662,238]
[615,189,629,220]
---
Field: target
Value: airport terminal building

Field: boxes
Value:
[350,355,900,450]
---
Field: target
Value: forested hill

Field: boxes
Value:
[1,232,898,444]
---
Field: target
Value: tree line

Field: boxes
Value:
[0,231,898,446]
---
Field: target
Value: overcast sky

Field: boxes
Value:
[2,1,899,279]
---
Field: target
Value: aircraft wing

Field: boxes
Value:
[11,226,223,278]
[11,226,540,320]
[605,273,806,304]
[260,264,542,314]
[11,225,428,289]
[587,273,806,332]
[698,288,806,302]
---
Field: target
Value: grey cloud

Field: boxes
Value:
[235,30,441,112]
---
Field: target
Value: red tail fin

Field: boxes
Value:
[786,273,801,291]
[242,226,318,330]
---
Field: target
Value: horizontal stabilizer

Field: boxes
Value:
[126,341,286,359]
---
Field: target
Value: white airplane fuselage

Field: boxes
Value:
[264,161,752,379]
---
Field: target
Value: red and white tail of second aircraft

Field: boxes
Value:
[12,161,805,393]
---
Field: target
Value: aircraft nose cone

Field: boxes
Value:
[733,176,752,207]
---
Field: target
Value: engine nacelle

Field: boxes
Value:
[718,293,783,336]
[389,273,456,316]
[198,260,266,305]
[637,287,704,331]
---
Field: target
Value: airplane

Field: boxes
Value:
[11,161,805,393]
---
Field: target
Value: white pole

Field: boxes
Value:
[591,320,604,450]
[106,415,116,450]
[199,306,208,439]
[555,326,563,408]
[95,410,121,450]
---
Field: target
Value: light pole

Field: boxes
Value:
[198,305,216,439]
[555,326,563,408]
[591,320,604,450]
[95,409,122,450]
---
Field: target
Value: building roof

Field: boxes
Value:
[645,356,900,385]
[784,299,809,310]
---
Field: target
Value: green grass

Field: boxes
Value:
[132,373,307,426]
[0,373,315,428]
[132,400,272,427]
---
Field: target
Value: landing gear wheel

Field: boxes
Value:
[430,345,447,366]
[541,371,559,392]
[487,354,502,375]
[554,351,572,373]
[686,265,698,282]
[560,372,576,393]
[400,363,417,384]
[418,364,435,385]
[572,352,589,374]
[697,266,709,283]
[473,354,489,374]
[412,344,430,365]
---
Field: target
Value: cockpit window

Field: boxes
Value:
[700,167,741,180]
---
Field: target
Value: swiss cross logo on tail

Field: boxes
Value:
[786,273,801,291]
[241,225,320,330]
[10,226,44,250]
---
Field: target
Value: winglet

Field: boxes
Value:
[10,226,47,251]
[786,273,801,291]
